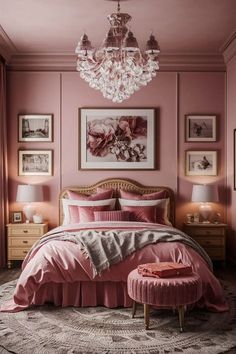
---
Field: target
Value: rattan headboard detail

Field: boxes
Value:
[59,178,175,225]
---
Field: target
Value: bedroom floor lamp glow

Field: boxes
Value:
[191,184,219,223]
[16,184,43,222]
[75,0,160,103]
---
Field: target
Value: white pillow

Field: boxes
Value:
[62,198,116,225]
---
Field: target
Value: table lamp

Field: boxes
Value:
[191,184,219,223]
[16,184,43,222]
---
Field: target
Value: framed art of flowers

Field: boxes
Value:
[185,114,217,142]
[79,108,156,170]
[185,150,217,176]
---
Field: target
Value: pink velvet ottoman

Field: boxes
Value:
[127,269,202,332]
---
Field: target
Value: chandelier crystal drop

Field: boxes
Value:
[75,0,160,103]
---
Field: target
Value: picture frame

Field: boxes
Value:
[11,211,23,224]
[79,108,156,170]
[18,150,53,176]
[185,150,217,176]
[18,114,53,142]
[234,129,236,190]
[185,114,216,142]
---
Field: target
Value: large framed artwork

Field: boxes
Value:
[234,129,236,190]
[18,114,53,142]
[18,150,53,176]
[185,114,216,142]
[185,150,217,176]
[79,108,156,170]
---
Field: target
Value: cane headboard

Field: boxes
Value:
[59,178,175,226]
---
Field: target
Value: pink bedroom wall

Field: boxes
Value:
[176,72,226,229]
[226,53,236,260]
[61,72,177,188]
[6,70,226,231]
[7,72,61,228]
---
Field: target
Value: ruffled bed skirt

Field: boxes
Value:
[32,281,133,308]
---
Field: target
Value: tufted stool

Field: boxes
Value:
[127,269,202,332]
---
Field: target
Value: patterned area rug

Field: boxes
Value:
[0,280,236,354]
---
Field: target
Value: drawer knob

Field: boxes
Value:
[23,230,28,233]
[23,251,28,254]
[23,240,28,244]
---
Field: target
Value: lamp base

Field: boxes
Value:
[199,203,212,223]
[23,204,35,223]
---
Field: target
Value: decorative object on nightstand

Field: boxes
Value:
[7,222,48,269]
[183,223,227,265]
[191,184,219,223]
[16,184,43,222]
[10,211,23,224]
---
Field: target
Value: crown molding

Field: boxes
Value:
[0,25,17,62]
[221,30,236,64]
[6,52,226,72]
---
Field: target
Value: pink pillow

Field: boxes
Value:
[96,187,114,196]
[77,205,112,223]
[67,190,113,200]
[94,210,130,222]
[120,189,167,200]
[121,205,156,223]
[119,198,171,225]
[67,190,113,223]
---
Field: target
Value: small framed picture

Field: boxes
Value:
[11,211,23,224]
[18,114,53,142]
[18,150,53,176]
[185,115,216,142]
[185,150,217,176]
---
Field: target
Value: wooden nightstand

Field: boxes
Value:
[183,223,227,265]
[7,223,48,268]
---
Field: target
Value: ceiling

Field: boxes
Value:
[0,0,235,66]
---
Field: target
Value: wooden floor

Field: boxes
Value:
[1,262,236,353]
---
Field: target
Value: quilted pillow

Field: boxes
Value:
[62,198,116,225]
[119,198,171,225]
[94,210,130,222]
[67,190,113,224]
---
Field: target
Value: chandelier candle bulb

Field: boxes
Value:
[75,0,160,103]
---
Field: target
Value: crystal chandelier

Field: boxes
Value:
[75,0,160,103]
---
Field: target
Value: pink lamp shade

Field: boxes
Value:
[191,184,219,223]
[16,184,43,222]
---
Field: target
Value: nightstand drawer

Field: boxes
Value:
[193,236,224,247]
[7,223,48,268]
[8,248,29,259]
[8,237,38,248]
[189,228,224,236]
[204,247,225,260]
[8,226,43,237]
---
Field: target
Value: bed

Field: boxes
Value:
[0,178,229,313]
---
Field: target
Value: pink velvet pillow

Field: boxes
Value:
[96,187,114,196]
[121,205,156,223]
[67,190,113,223]
[94,210,130,222]
[120,189,167,200]
[67,189,113,200]
[77,205,113,223]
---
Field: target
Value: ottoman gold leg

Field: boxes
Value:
[132,301,137,318]
[144,303,150,330]
[178,305,185,332]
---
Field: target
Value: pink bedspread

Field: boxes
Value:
[0,222,229,312]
